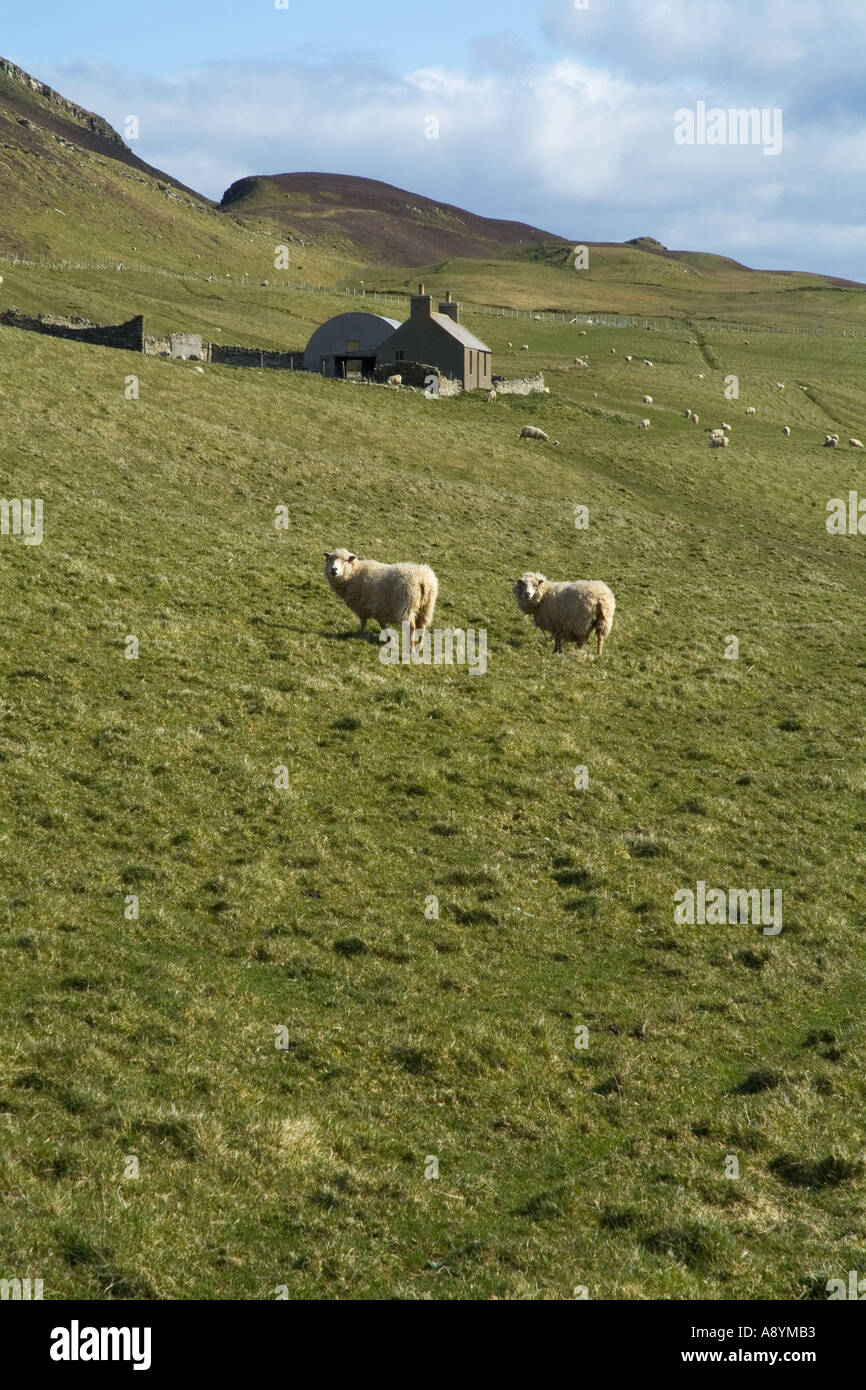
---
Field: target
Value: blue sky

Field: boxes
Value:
[5,0,866,279]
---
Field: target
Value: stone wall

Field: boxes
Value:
[209,344,302,369]
[491,371,546,396]
[0,308,145,351]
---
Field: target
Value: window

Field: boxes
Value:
[395,349,405,361]
[346,339,360,351]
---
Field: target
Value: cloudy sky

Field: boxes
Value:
[6,0,866,279]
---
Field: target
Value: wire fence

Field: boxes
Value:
[2,252,864,340]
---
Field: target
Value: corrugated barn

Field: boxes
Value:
[303,311,401,378]
[376,286,492,390]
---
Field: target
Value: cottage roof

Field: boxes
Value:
[429,312,491,352]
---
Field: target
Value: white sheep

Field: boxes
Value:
[709,435,728,448]
[746,406,756,415]
[486,388,497,402]
[610,347,617,354]
[638,418,651,429]
[782,426,791,436]
[520,425,559,444]
[386,374,402,387]
[641,395,653,405]
[684,408,692,418]
[521,344,530,352]
[697,372,705,379]
[823,435,838,447]
[690,412,699,424]
[323,549,438,643]
[643,359,653,367]
[776,382,785,390]
[507,341,513,348]
[578,330,587,336]
[849,438,863,448]
[721,422,731,432]
[625,354,633,362]
[513,573,616,657]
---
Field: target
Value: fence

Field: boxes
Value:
[2,252,864,340]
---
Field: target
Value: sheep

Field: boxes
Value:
[386,374,402,387]
[641,395,653,405]
[507,341,512,349]
[521,344,530,352]
[684,408,692,418]
[697,372,705,379]
[486,388,497,403]
[709,428,724,438]
[574,357,588,367]
[782,425,791,436]
[689,412,699,424]
[643,359,653,367]
[776,382,785,390]
[638,418,651,429]
[520,426,559,444]
[823,435,838,447]
[512,572,616,657]
[323,549,438,644]
[709,435,728,448]
[578,330,587,336]
[625,354,633,362]
[849,438,863,448]
[721,422,731,432]
[610,347,617,354]
[746,406,756,415]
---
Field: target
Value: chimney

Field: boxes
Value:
[410,283,432,319]
[438,289,459,322]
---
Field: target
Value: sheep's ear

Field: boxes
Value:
[347,553,357,563]
[323,551,331,559]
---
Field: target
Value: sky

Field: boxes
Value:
[5,0,866,279]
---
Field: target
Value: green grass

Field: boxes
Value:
[0,280,865,1301]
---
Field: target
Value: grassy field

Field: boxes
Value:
[0,272,865,1300]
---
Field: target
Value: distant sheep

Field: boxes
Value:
[625,354,633,362]
[782,425,791,436]
[513,573,616,657]
[507,341,512,348]
[823,435,838,447]
[643,359,653,367]
[641,395,653,405]
[721,422,731,432]
[521,344,530,351]
[697,373,705,379]
[776,382,785,390]
[487,388,497,402]
[638,418,651,429]
[746,406,756,415]
[610,348,616,354]
[850,438,863,448]
[386,374,402,387]
[709,435,728,448]
[684,408,692,418]
[689,412,699,424]
[323,549,437,642]
[520,425,559,444]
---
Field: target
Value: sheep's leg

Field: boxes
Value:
[554,636,563,654]
[597,632,605,657]
[358,617,367,638]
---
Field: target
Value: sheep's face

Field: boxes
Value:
[323,549,358,583]
[513,572,547,614]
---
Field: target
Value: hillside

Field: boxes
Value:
[220,171,571,266]
[1,284,865,1298]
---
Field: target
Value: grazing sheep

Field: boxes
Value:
[487,388,497,402]
[782,426,791,436]
[721,422,731,432]
[386,374,402,387]
[642,395,653,405]
[513,573,616,657]
[689,412,700,424]
[520,425,559,444]
[323,549,437,642]
[507,341,512,348]
[746,406,756,415]
[521,344,530,352]
[744,339,750,345]
[850,438,863,448]
[574,357,588,367]
[578,330,587,336]
[610,347,617,354]
[776,382,785,390]
[684,408,692,418]
[823,435,838,447]
[697,373,705,379]
[709,428,724,438]
[643,359,653,367]
[709,435,728,448]
[625,354,633,362]
[638,418,651,429]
